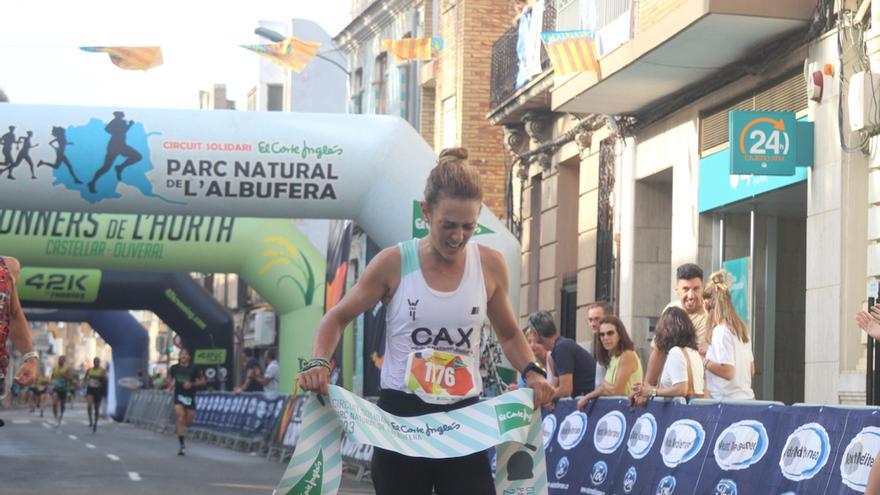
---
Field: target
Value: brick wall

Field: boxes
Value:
[637,0,687,34]
[433,0,511,218]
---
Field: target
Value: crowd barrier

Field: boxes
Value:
[124,389,373,481]
[538,396,880,495]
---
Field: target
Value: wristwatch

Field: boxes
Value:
[522,361,547,379]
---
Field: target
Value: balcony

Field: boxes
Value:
[551,0,816,116]
[488,0,557,125]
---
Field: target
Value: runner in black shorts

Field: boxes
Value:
[85,357,108,433]
[51,355,74,426]
[167,349,205,456]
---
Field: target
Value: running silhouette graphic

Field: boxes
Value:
[0,126,16,170]
[38,126,82,184]
[8,131,39,180]
[87,111,142,194]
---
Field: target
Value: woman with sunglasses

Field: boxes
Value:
[577,316,642,410]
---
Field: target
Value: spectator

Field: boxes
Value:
[257,349,280,400]
[577,316,643,409]
[702,270,755,400]
[240,348,263,393]
[632,306,705,401]
[640,263,708,405]
[587,301,612,386]
[530,310,596,399]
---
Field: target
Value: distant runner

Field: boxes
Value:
[85,357,108,433]
[51,355,75,426]
[167,349,205,456]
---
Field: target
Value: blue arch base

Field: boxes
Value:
[25,308,147,421]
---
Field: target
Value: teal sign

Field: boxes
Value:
[722,257,750,328]
[698,147,808,213]
[730,111,797,176]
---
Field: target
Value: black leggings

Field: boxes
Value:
[370,390,495,495]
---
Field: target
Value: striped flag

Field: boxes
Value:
[540,30,601,77]
[382,37,444,62]
[79,46,163,70]
[241,36,321,73]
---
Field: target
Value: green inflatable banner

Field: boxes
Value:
[0,209,325,394]
[274,386,547,495]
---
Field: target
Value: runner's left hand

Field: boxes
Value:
[525,373,554,409]
[14,358,37,386]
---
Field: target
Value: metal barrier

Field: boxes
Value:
[123,389,175,433]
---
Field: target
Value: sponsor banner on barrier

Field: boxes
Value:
[193,392,284,436]
[542,399,880,495]
[276,386,547,495]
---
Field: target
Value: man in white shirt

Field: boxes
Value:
[258,349,280,400]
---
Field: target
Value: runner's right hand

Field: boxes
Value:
[298,366,329,397]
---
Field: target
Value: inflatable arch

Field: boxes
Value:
[1,211,324,394]
[19,268,234,390]
[24,308,146,420]
[0,104,522,390]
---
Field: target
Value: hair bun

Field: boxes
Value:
[710,271,729,291]
[439,147,469,162]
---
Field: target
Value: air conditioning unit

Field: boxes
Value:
[253,311,277,346]
[849,71,880,131]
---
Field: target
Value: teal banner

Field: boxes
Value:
[697,148,807,213]
[275,386,547,495]
[722,257,751,328]
[729,110,797,176]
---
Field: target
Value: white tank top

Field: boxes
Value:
[380,238,487,403]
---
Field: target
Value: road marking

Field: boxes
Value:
[128,472,141,481]
[81,421,90,426]
[107,454,120,461]
[12,419,30,424]
[210,483,276,491]
[68,435,77,440]
[41,422,51,429]
[85,443,96,449]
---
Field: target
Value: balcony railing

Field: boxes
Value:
[489,0,557,110]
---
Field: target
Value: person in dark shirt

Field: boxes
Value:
[167,349,205,456]
[529,310,596,400]
[240,348,263,393]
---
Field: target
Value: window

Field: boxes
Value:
[442,96,457,148]
[373,53,388,114]
[267,84,283,111]
[351,68,364,114]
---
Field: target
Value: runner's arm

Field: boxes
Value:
[7,257,36,385]
[482,247,553,407]
[300,248,398,395]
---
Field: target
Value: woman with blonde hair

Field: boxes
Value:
[702,269,755,400]
[577,316,643,410]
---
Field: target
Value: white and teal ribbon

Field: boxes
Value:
[275,385,547,495]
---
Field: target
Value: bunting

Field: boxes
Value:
[382,37,444,62]
[240,36,321,73]
[540,30,601,77]
[79,46,164,71]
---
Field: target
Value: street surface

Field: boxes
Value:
[0,406,373,494]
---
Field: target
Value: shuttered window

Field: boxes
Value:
[699,72,807,155]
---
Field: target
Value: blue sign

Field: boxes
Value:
[729,110,797,176]
[722,257,750,329]
[698,147,808,213]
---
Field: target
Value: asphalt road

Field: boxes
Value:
[0,405,373,494]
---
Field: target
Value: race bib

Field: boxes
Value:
[177,394,193,406]
[88,379,101,388]
[53,378,67,390]
[405,349,477,404]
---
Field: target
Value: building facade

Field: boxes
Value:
[504,0,877,405]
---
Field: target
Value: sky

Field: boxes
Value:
[0,0,349,109]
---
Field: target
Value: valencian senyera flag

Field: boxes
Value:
[240,37,321,73]
[382,37,444,62]
[79,46,164,70]
[274,386,547,495]
[540,30,601,77]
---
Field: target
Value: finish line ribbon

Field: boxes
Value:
[274,386,548,494]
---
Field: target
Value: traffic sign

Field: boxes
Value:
[729,110,797,176]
